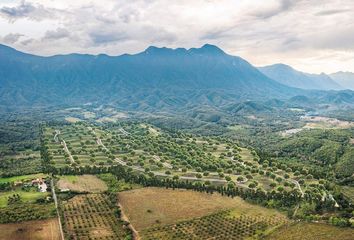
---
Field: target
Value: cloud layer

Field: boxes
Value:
[0,0,354,73]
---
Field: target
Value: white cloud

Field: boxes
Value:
[0,0,353,73]
[2,33,23,43]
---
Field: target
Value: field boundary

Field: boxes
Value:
[51,178,64,240]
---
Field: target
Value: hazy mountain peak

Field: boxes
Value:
[142,44,225,56]
[330,71,354,90]
[143,46,175,55]
[259,64,342,90]
[190,44,225,55]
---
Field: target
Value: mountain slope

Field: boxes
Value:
[330,72,354,90]
[0,44,301,110]
[258,64,342,90]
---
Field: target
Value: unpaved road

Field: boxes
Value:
[51,179,64,240]
[62,140,75,164]
[54,130,60,143]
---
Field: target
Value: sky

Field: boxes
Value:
[0,0,353,74]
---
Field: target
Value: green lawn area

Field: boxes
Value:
[0,190,49,208]
[0,173,47,184]
[59,175,78,183]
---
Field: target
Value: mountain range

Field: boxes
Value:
[258,64,348,90]
[330,72,354,90]
[0,43,353,113]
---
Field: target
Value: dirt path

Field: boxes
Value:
[54,130,60,143]
[118,203,140,240]
[290,179,304,197]
[62,140,75,164]
[51,179,65,240]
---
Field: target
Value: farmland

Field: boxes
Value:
[61,194,131,240]
[43,121,326,203]
[142,209,287,240]
[0,113,353,239]
[266,222,354,240]
[57,175,108,193]
[119,187,288,239]
[0,218,61,240]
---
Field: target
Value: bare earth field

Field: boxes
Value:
[266,222,354,240]
[301,116,354,129]
[57,175,107,193]
[0,218,61,240]
[118,187,286,231]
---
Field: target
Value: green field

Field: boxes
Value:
[0,173,47,184]
[0,190,49,208]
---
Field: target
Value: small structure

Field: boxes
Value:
[31,178,48,192]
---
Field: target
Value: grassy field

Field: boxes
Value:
[0,218,61,240]
[0,190,49,208]
[118,187,287,231]
[57,175,108,193]
[266,222,354,240]
[0,173,47,184]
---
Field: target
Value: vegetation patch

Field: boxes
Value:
[98,173,141,192]
[0,203,56,223]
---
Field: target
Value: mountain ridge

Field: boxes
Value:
[330,71,354,90]
[0,43,353,112]
[258,63,343,90]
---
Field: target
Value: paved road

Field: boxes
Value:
[51,179,64,240]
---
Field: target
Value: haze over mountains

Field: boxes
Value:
[0,43,353,112]
[330,72,354,90]
[258,64,343,90]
